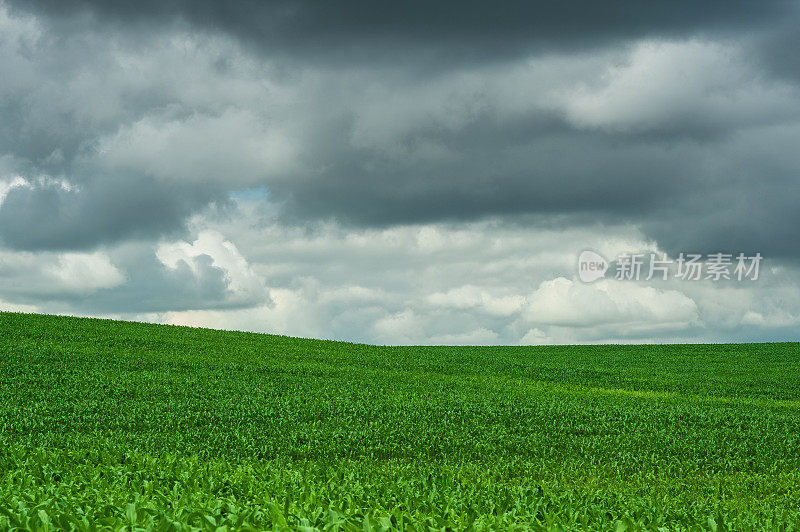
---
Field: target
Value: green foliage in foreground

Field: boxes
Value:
[1,312,799,531]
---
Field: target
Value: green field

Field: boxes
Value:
[1,312,799,530]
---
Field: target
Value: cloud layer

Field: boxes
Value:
[1,1,799,343]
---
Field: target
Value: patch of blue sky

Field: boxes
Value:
[229,187,270,202]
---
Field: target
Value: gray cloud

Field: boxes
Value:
[0,176,223,250]
[274,128,696,226]
[80,250,240,314]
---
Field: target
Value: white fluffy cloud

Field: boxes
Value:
[0,176,75,205]
[426,286,525,317]
[156,230,269,303]
[45,252,125,293]
[0,249,123,296]
[523,277,699,332]
[0,176,26,204]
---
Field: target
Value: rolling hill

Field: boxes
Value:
[1,311,799,530]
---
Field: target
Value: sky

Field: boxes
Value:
[0,0,799,344]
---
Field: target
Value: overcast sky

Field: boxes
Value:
[1,0,799,344]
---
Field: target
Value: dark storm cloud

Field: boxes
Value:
[1,0,800,261]
[274,125,698,226]
[753,20,800,84]
[8,0,792,64]
[644,170,800,260]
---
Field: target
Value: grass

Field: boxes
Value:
[1,311,799,530]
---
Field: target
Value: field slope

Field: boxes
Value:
[1,312,800,530]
